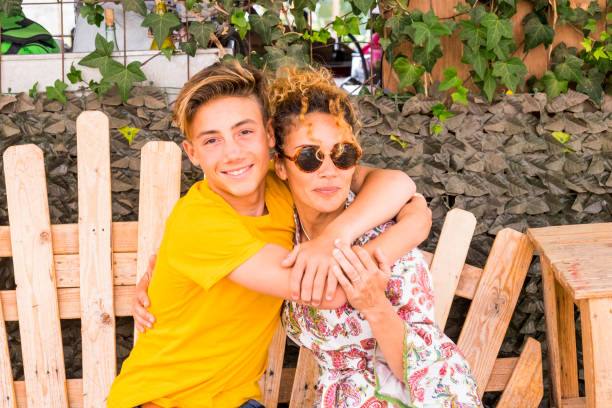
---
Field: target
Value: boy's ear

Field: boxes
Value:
[266,119,275,149]
[274,154,288,181]
[182,140,200,168]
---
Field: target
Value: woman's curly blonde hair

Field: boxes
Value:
[268,67,361,154]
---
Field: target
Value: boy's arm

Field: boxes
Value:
[288,165,418,306]
[361,193,432,262]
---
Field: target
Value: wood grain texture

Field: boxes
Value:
[420,250,483,300]
[77,111,116,408]
[457,228,534,397]
[3,144,68,408]
[288,346,319,408]
[429,208,476,328]
[259,321,287,408]
[497,337,543,408]
[0,285,135,321]
[0,295,16,408]
[0,222,138,257]
[134,141,181,342]
[556,279,579,398]
[540,254,563,407]
[579,297,612,408]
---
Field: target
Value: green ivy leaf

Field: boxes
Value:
[121,0,147,16]
[482,68,497,102]
[432,124,443,136]
[142,10,182,49]
[577,68,604,103]
[584,18,597,33]
[452,84,469,105]
[29,81,39,99]
[179,37,197,57]
[439,67,462,91]
[160,45,173,60]
[462,46,488,79]
[492,57,527,92]
[46,80,68,105]
[250,11,281,44]
[379,37,392,51]
[188,21,215,48]
[431,103,454,121]
[89,79,113,97]
[593,46,609,60]
[80,3,105,27]
[469,5,487,24]
[523,13,554,52]
[1,0,22,17]
[582,37,593,52]
[104,61,147,102]
[393,56,425,90]
[413,45,442,72]
[263,42,309,70]
[67,64,83,84]
[481,12,514,50]
[332,16,360,37]
[353,0,374,15]
[601,31,610,41]
[554,55,583,82]
[118,126,140,145]
[79,34,121,76]
[231,10,251,40]
[185,0,201,10]
[541,71,568,100]
[459,20,487,52]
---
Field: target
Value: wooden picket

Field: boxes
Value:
[134,141,182,343]
[0,297,15,408]
[77,111,116,407]
[429,208,476,328]
[3,145,68,407]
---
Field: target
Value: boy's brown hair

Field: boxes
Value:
[172,60,268,140]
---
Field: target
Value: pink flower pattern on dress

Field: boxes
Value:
[282,193,482,408]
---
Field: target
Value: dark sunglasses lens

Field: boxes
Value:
[296,146,323,172]
[332,143,360,169]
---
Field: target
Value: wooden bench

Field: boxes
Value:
[0,111,543,407]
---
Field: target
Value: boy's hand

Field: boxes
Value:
[132,254,157,333]
[282,237,339,307]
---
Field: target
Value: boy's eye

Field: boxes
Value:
[203,138,219,145]
[239,129,253,136]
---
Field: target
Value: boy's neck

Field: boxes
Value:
[209,183,267,217]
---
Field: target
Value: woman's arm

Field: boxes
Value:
[361,193,432,262]
[287,166,418,307]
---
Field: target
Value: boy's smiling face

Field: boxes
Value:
[183,95,274,212]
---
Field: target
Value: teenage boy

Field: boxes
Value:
[107,61,431,408]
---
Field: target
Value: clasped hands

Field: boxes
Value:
[132,239,391,333]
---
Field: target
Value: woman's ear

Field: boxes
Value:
[274,153,288,181]
[182,140,200,167]
[266,119,275,149]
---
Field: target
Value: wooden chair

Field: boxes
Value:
[0,111,543,407]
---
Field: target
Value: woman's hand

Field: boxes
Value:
[132,254,157,333]
[281,236,339,307]
[331,240,392,315]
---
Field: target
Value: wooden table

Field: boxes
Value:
[528,223,612,408]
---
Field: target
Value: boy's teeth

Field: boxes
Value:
[226,166,249,176]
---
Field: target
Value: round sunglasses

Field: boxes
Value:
[279,142,362,173]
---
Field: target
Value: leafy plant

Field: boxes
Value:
[79,3,104,27]
[29,81,39,99]
[1,0,22,17]
[46,80,68,104]
[67,64,84,84]
[430,102,454,136]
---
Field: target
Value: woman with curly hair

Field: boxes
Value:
[269,67,482,408]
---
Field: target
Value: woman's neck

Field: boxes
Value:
[295,201,344,241]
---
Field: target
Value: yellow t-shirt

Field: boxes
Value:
[107,168,295,408]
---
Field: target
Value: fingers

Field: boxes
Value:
[373,248,391,273]
[325,269,338,301]
[289,254,306,300]
[147,253,158,279]
[300,260,318,303]
[332,241,363,284]
[281,244,299,267]
[331,264,353,293]
[311,263,327,306]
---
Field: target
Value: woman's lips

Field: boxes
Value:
[313,186,341,195]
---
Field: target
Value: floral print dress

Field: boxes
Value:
[281,193,483,408]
